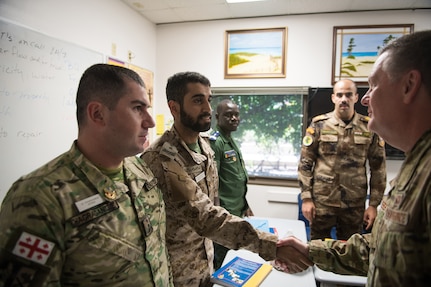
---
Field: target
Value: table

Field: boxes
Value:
[213,217,316,287]
[313,266,366,287]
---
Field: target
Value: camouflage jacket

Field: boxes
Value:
[0,142,173,287]
[298,112,386,208]
[309,130,431,286]
[141,126,278,287]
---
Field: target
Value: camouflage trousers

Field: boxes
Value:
[310,204,365,240]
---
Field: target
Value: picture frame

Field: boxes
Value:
[331,24,414,85]
[224,27,287,79]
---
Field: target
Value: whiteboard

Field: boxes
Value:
[0,18,104,202]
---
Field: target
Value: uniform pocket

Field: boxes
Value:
[86,228,143,262]
[162,160,198,201]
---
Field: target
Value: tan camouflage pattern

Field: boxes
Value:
[311,204,365,240]
[0,142,173,287]
[141,126,278,287]
[309,130,431,286]
[298,111,386,208]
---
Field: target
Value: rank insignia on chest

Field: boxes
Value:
[224,150,237,159]
[302,135,313,146]
[104,188,117,200]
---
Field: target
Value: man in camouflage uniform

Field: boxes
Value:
[279,30,431,286]
[209,99,253,269]
[0,64,173,286]
[142,71,312,287]
[298,79,387,240]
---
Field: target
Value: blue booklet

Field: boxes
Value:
[211,256,272,287]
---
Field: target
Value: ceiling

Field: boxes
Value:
[121,0,431,24]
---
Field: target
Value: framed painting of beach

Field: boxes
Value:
[224,27,287,79]
[331,24,414,85]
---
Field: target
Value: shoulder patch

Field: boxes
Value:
[209,131,220,141]
[302,135,313,146]
[12,231,55,265]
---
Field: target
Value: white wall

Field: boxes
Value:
[0,0,156,201]
[0,1,428,217]
[154,10,427,218]
[0,0,157,74]
[154,10,431,120]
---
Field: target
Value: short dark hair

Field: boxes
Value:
[380,30,431,94]
[165,71,211,104]
[216,99,236,114]
[76,64,146,126]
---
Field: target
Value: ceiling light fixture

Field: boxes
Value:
[226,0,266,3]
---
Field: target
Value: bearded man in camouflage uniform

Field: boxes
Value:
[0,64,173,286]
[279,30,431,287]
[142,71,312,287]
[298,79,387,240]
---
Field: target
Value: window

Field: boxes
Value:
[210,87,308,186]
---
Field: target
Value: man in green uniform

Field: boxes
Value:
[279,30,431,287]
[210,99,253,269]
[298,79,387,240]
[0,64,173,286]
[141,71,312,287]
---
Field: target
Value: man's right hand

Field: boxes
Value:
[302,199,315,223]
[274,236,313,273]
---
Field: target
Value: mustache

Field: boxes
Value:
[339,102,349,107]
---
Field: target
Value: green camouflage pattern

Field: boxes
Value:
[309,130,431,286]
[0,142,173,287]
[141,126,278,287]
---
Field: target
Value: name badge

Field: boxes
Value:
[75,194,104,212]
[195,171,205,182]
[70,201,119,227]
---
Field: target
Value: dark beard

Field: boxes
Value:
[180,107,211,132]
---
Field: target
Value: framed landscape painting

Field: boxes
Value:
[331,24,414,85]
[224,27,287,79]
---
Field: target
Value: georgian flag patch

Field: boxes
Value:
[12,231,55,265]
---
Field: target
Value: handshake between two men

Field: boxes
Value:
[274,236,313,273]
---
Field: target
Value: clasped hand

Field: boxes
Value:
[274,236,313,273]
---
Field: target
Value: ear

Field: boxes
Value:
[87,101,105,125]
[331,93,336,104]
[168,100,179,118]
[403,70,422,104]
[353,93,359,103]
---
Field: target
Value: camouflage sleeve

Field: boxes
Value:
[0,183,64,286]
[367,133,387,207]
[142,151,278,261]
[309,233,371,276]
[298,122,319,200]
